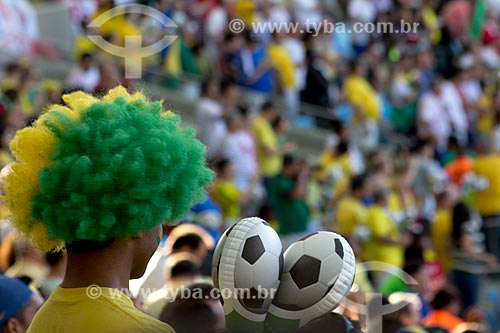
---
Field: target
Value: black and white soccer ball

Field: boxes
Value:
[212,217,283,323]
[268,231,356,326]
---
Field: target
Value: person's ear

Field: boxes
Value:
[4,317,25,333]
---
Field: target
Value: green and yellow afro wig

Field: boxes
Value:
[3,86,214,251]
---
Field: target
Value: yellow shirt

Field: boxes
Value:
[365,205,403,267]
[432,209,452,272]
[268,43,296,90]
[212,179,241,219]
[27,286,174,333]
[473,155,500,216]
[336,197,367,236]
[344,75,380,121]
[252,116,281,177]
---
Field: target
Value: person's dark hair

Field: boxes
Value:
[159,283,222,333]
[403,261,423,277]
[237,104,249,118]
[3,89,18,103]
[350,174,366,194]
[431,289,458,310]
[336,141,349,155]
[297,312,361,333]
[451,201,470,245]
[46,250,65,267]
[373,190,388,204]
[436,190,449,206]
[271,115,283,130]
[80,52,93,63]
[413,139,433,154]
[215,159,230,173]
[4,62,20,75]
[283,154,297,168]
[220,78,236,95]
[200,78,217,96]
[260,100,274,113]
[172,233,204,252]
[170,259,198,279]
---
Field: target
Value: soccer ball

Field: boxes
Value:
[212,217,283,322]
[268,231,356,326]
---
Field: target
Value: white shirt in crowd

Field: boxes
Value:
[419,91,452,150]
[221,130,258,192]
[196,97,226,158]
[282,36,307,90]
[292,0,322,26]
[66,65,101,92]
[441,81,468,142]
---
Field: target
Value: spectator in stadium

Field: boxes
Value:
[132,225,214,297]
[365,190,410,270]
[144,255,198,319]
[3,88,212,333]
[300,50,330,108]
[159,283,225,333]
[252,101,294,181]
[422,288,464,332]
[211,158,258,228]
[39,250,66,299]
[235,30,274,95]
[221,112,259,194]
[335,173,368,238]
[418,78,451,152]
[0,275,44,333]
[5,237,48,287]
[343,60,381,122]
[432,188,457,273]
[269,154,310,248]
[473,145,500,260]
[196,78,225,159]
[65,52,101,93]
[450,201,498,310]
[268,32,299,120]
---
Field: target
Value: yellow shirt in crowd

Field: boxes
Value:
[473,155,500,216]
[268,43,296,90]
[343,75,380,121]
[252,115,281,177]
[365,205,404,267]
[212,179,241,219]
[432,208,452,272]
[336,196,367,236]
[27,286,174,333]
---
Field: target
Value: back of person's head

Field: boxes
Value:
[164,254,198,284]
[350,174,366,195]
[373,190,388,205]
[260,100,275,114]
[297,312,361,333]
[431,288,459,311]
[282,154,298,169]
[0,275,41,333]
[220,78,236,96]
[159,283,224,333]
[336,141,349,156]
[172,233,205,254]
[451,201,471,242]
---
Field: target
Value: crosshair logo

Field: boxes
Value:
[87,4,178,79]
[343,261,419,333]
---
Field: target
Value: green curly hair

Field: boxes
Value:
[3,86,214,251]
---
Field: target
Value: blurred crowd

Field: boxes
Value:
[2,0,500,332]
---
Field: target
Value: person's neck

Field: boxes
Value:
[61,247,132,290]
